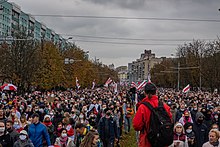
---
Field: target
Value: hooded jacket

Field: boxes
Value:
[193,112,208,147]
[133,95,172,147]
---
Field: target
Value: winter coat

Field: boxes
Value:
[0,133,12,147]
[13,139,34,147]
[202,141,220,147]
[133,95,172,147]
[54,137,75,147]
[193,112,208,147]
[28,122,51,147]
[98,116,118,143]
[8,129,19,145]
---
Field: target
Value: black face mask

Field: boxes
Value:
[185,116,189,120]
[7,127,12,132]
[106,112,111,116]
[197,118,204,124]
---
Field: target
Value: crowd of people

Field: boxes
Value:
[133,84,220,147]
[0,84,220,147]
[0,88,134,147]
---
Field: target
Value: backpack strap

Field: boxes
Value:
[141,102,155,112]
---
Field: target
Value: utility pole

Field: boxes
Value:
[177,62,180,91]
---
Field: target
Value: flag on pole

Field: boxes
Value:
[131,82,137,88]
[76,77,80,89]
[104,77,112,87]
[137,80,147,91]
[112,81,118,93]
[92,79,96,89]
[182,84,190,93]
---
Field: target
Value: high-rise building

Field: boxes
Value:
[0,1,66,46]
[128,50,163,83]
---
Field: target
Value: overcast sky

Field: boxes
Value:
[10,0,220,67]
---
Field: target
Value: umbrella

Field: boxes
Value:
[1,83,17,91]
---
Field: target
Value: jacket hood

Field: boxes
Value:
[195,111,204,122]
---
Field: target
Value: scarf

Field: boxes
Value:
[60,136,68,147]
[173,133,186,142]
[43,121,52,126]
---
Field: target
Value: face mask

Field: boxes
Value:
[79,115,84,119]
[50,113,53,116]
[180,109,185,111]
[185,116,189,120]
[12,112,15,116]
[27,121,32,125]
[213,128,219,131]
[214,115,218,119]
[106,112,111,116]
[19,135,27,140]
[0,127,5,133]
[186,129,192,133]
[193,108,197,111]
[198,118,203,123]
[14,122,19,125]
[61,133,67,138]
[13,124,21,129]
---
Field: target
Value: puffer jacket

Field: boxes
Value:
[28,122,51,147]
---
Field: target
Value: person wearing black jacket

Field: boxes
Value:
[0,120,12,147]
[193,112,208,147]
[98,108,118,147]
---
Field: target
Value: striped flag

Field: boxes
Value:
[131,82,137,88]
[182,84,190,93]
[76,77,80,89]
[92,79,96,89]
[104,77,112,87]
[137,80,147,91]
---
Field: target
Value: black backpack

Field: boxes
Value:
[141,100,174,147]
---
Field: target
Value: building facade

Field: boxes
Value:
[0,1,66,46]
[128,50,163,83]
[116,66,128,84]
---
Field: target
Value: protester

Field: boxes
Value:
[54,128,75,147]
[184,122,196,147]
[0,120,12,147]
[133,82,172,147]
[193,112,209,147]
[13,130,34,147]
[75,123,93,147]
[80,130,100,147]
[28,113,51,147]
[98,108,118,147]
[169,122,188,147]
[202,129,220,147]
[6,120,19,145]
[124,102,134,134]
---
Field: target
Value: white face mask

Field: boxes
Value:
[61,133,67,138]
[0,127,5,133]
[19,135,27,140]
[214,115,218,119]
[186,129,192,133]
[79,115,84,119]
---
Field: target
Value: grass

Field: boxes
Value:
[119,119,138,147]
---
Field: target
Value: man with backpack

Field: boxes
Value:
[133,82,173,147]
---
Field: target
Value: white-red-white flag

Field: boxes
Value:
[131,82,137,88]
[137,80,147,91]
[92,79,96,89]
[104,77,112,87]
[76,77,80,89]
[182,84,190,93]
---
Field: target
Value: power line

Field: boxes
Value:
[73,39,179,46]
[31,14,220,23]
[61,34,215,42]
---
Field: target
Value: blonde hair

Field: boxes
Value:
[209,129,220,139]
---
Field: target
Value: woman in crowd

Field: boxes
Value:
[124,102,134,134]
[80,130,100,147]
[202,129,220,147]
[184,122,196,147]
[13,130,34,147]
[54,128,75,147]
[169,122,188,147]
